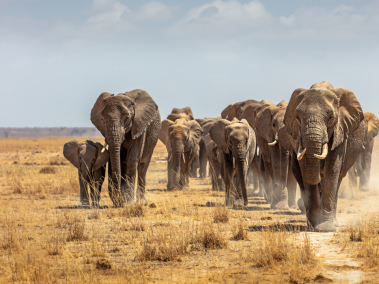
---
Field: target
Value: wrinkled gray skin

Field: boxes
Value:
[91,90,161,206]
[210,118,256,206]
[63,140,109,207]
[159,117,203,190]
[241,101,297,210]
[348,112,379,192]
[284,81,365,232]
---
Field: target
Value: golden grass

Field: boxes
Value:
[2,137,379,283]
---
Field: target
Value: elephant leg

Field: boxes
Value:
[287,155,297,209]
[79,171,90,206]
[360,140,373,192]
[221,153,234,206]
[292,152,305,213]
[315,141,346,232]
[199,142,207,178]
[91,166,105,207]
[124,144,140,203]
[262,159,273,204]
[271,145,289,210]
[137,157,151,204]
[167,154,173,190]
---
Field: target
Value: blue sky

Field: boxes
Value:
[1,0,379,127]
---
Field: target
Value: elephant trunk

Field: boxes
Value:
[234,143,248,206]
[107,123,125,194]
[172,152,182,188]
[302,117,325,185]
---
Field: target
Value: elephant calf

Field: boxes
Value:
[63,140,109,207]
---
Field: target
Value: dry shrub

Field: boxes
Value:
[231,222,250,241]
[194,222,228,249]
[39,166,56,174]
[1,222,21,252]
[66,217,88,242]
[11,179,24,194]
[96,259,111,270]
[50,156,67,166]
[121,202,145,218]
[213,206,229,223]
[136,222,227,262]
[253,231,315,268]
[46,233,66,256]
[127,220,146,231]
[349,216,379,269]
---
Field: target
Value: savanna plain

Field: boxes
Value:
[1,137,379,283]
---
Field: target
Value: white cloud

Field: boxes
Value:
[136,1,177,21]
[172,0,273,34]
[86,1,130,28]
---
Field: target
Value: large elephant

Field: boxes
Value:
[159,117,203,190]
[209,118,256,206]
[63,140,109,207]
[348,112,379,192]
[241,101,297,209]
[284,81,365,232]
[91,90,161,206]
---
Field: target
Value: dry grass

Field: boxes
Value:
[2,137,379,283]
[213,205,229,223]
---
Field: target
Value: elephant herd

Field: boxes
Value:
[63,82,379,233]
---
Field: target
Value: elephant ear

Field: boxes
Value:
[255,107,275,143]
[331,88,364,150]
[126,90,158,140]
[240,119,255,151]
[91,92,114,137]
[63,140,80,169]
[240,103,260,129]
[364,112,379,144]
[226,102,240,121]
[221,104,233,119]
[159,119,175,146]
[283,88,306,142]
[89,141,110,171]
[209,119,231,153]
[184,120,203,151]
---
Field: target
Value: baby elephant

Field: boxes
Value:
[63,140,109,207]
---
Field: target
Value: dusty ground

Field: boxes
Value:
[0,137,379,283]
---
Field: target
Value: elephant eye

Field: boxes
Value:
[296,115,301,124]
[329,113,334,119]
[272,122,276,127]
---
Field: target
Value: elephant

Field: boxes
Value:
[192,117,222,178]
[159,117,203,190]
[63,140,109,207]
[284,81,365,232]
[91,90,161,206]
[209,118,256,206]
[169,107,194,120]
[348,112,379,192]
[221,100,259,121]
[241,100,298,210]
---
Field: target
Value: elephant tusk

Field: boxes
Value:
[256,147,260,156]
[182,153,186,163]
[314,143,328,160]
[362,145,365,150]
[245,157,248,166]
[297,146,306,161]
[101,142,107,153]
[268,140,278,146]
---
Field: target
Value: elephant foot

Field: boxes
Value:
[314,221,336,232]
[271,201,289,210]
[361,186,370,192]
[289,204,297,210]
[297,198,306,214]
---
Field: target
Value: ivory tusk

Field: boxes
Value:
[256,147,260,156]
[182,153,186,163]
[297,146,306,161]
[245,157,249,166]
[101,142,107,153]
[314,144,328,159]
[362,145,366,150]
[268,140,278,146]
